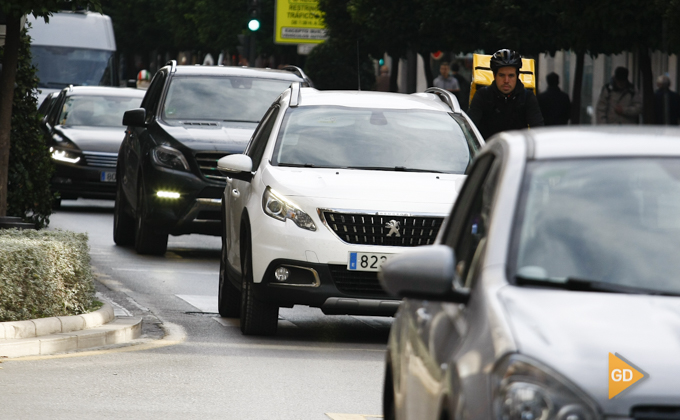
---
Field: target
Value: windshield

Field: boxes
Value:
[58,94,143,127]
[163,76,293,122]
[32,46,116,88]
[271,106,476,173]
[514,158,680,294]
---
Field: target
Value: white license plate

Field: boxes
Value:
[100,171,116,182]
[347,252,393,272]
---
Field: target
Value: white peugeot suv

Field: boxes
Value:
[217,84,483,335]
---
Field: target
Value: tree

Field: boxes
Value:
[2,28,54,228]
[0,1,101,217]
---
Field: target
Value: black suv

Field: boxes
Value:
[114,61,311,255]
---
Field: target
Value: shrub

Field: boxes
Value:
[0,229,94,322]
[0,26,56,229]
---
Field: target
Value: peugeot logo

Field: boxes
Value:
[385,220,401,237]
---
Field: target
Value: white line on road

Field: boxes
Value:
[326,414,383,419]
[112,268,218,275]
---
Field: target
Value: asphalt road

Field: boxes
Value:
[0,199,392,420]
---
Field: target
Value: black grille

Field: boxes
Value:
[196,210,221,221]
[83,151,117,168]
[633,407,680,420]
[321,211,444,246]
[195,152,229,182]
[328,265,387,296]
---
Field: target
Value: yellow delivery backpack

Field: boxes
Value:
[469,53,536,106]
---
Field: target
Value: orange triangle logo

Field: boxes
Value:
[609,353,646,399]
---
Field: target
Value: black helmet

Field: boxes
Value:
[490,49,522,72]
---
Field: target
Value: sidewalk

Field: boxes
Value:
[0,302,142,358]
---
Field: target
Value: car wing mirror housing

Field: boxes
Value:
[123,108,147,127]
[379,245,470,304]
[217,154,254,182]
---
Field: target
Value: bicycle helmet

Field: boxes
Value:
[489,49,522,73]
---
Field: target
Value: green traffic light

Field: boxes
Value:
[248,19,260,31]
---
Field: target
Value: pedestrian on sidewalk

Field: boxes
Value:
[596,67,641,125]
[653,74,680,125]
[538,72,571,125]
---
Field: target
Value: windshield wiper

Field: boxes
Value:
[344,166,445,173]
[515,275,680,296]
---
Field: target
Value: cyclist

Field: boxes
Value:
[468,49,544,139]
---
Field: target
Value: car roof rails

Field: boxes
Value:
[281,65,314,88]
[424,87,461,113]
[289,82,301,107]
[165,60,177,73]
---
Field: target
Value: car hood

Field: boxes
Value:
[499,286,680,414]
[262,166,466,213]
[57,126,126,153]
[160,121,256,152]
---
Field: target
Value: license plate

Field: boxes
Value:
[348,252,393,272]
[100,171,116,182]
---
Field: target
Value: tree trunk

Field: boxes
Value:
[389,56,400,92]
[638,48,654,125]
[0,16,21,217]
[570,51,585,125]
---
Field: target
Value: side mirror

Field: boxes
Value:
[123,108,147,127]
[41,116,52,133]
[217,154,253,182]
[379,245,469,303]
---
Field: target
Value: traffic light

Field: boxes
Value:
[247,0,260,32]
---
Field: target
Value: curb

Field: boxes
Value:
[0,303,142,358]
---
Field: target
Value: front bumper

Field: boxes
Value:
[141,164,225,236]
[52,161,117,200]
[249,259,400,316]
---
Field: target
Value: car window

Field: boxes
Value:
[57,95,144,127]
[162,76,291,122]
[443,153,499,286]
[141,71,166,120]
[271,106,475,174]
[247,105,280,170]
[512,157,680,295]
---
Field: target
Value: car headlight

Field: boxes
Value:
[262,187,316,231]
[493,354,600,420]
[49,147,81,164]
[151,145,190,171]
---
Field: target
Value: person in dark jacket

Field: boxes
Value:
[468,49,544,139]
[538,72,571,125]
[653,75,680,125]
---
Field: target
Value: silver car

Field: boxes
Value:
[380,127,680,420]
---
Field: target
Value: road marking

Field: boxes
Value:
[178,295,218,313]
[326,414,383,420]
[113,268,218,275]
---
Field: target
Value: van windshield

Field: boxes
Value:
[32,46,116,88]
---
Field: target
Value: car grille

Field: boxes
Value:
[195,152,230,182]
[82,151,117,168]
[320,210,444,246]
[328,265,387,296]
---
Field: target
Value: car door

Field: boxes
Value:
[226,104,281,274]
[122,71,166,206]
[400,151,500,420]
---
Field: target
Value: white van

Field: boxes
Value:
[27,11,118,105]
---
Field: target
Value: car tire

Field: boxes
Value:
[239,227,278,335]
[218,200,241,317]
[113,179,135,246]
[134,182,168,255]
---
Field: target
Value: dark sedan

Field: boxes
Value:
[41,86,146,206]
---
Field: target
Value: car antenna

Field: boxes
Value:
[357,40,361,91]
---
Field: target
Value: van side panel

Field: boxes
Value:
[27,12,115,51]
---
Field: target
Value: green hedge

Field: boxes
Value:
[0,229,94,322]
